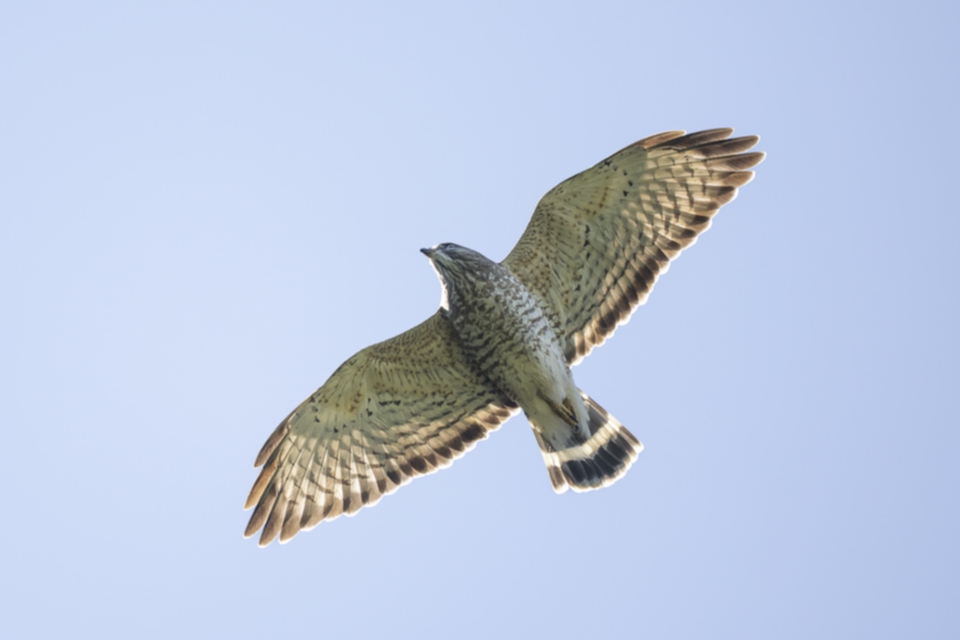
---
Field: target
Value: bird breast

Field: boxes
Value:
[449,265,570,408]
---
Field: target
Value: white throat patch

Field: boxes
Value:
[428,259,450,311]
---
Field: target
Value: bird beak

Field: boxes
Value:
[420,247,435,258]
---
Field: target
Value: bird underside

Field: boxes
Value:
[243,128,763,545]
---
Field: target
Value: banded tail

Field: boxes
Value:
[535,390,642,494]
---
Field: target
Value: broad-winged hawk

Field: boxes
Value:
[244,128,764,546]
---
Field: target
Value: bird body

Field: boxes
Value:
[423,244,580,436]
[423,243,639,492]
[244,128,765,546]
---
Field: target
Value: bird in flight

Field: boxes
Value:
[244,128,764,546]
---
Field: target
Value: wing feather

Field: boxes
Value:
[244,312,519,546]
[502,128,764,364]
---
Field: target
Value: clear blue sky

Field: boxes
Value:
[3,1,958,638]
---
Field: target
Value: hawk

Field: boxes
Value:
[244,128,764,546]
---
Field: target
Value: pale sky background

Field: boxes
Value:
[2,1,958,638]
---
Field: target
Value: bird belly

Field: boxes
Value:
[456,277,588,446]
[506,352,591,450]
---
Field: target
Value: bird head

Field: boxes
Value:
[420,243,494,312]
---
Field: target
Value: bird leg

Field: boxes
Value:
[537,390,579,428]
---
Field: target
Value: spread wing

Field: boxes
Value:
[244,312,518,546]
[502,128,765,365]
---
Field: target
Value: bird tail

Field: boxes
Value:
[536,390,642,494]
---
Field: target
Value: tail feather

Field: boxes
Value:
[537,391,642,494]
